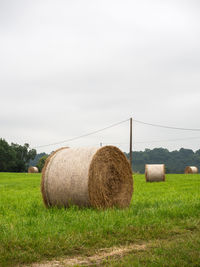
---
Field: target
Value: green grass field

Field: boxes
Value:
[0,173,199,266]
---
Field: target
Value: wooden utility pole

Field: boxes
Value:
[129,117,133,169]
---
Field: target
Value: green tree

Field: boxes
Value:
[11,143,36,172]
[0,139,16,171]
[37,155,48,172]
[29,152,48,167]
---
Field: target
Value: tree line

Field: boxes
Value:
[0,138,200,173]
[125,147,200,173]
[0,138,36,172]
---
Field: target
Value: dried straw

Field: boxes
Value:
[28,166,39,173]
[145,164,165,182]
[184,166,198,174]
[41,146,133,209]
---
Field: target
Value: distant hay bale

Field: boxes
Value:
[145,164,165,182]
[28,166,39,173]
[184,166,198,174]
[41,146,133,209]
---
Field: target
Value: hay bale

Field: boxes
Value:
[184,166,198,174]
[145,164,165,182]
[28,166,39,173]
[41,146,133,209]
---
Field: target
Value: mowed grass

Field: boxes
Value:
[0,173,199,266]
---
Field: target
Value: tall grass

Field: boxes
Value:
[0,173,199,266]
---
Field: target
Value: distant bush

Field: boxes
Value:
[37,155,48,172]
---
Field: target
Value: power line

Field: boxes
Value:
[133,119,200,131]
[101,142,129,146]
[32,118,129,149]
[134,136,200,144]
[101,136,200,146]
[31,117,200,150]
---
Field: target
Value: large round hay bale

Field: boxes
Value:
[41,146,133,209]
[184,166,198,174]
[28,166,39,173]
[145,164,165,182]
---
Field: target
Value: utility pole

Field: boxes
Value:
[100,142,102,147]
[129,117,132,170]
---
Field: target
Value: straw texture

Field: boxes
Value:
[185,166,198,174]
[41,146,133,209]
[28,166,38,173]
[145,164,165,182]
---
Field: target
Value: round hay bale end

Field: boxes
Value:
[41,146,133,209]
[145,164,165,182]
[184,166,198,174]
[28,166,39,173]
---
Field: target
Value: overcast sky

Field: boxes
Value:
[0,0,200,153]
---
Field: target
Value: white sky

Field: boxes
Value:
[0,0,200,153]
